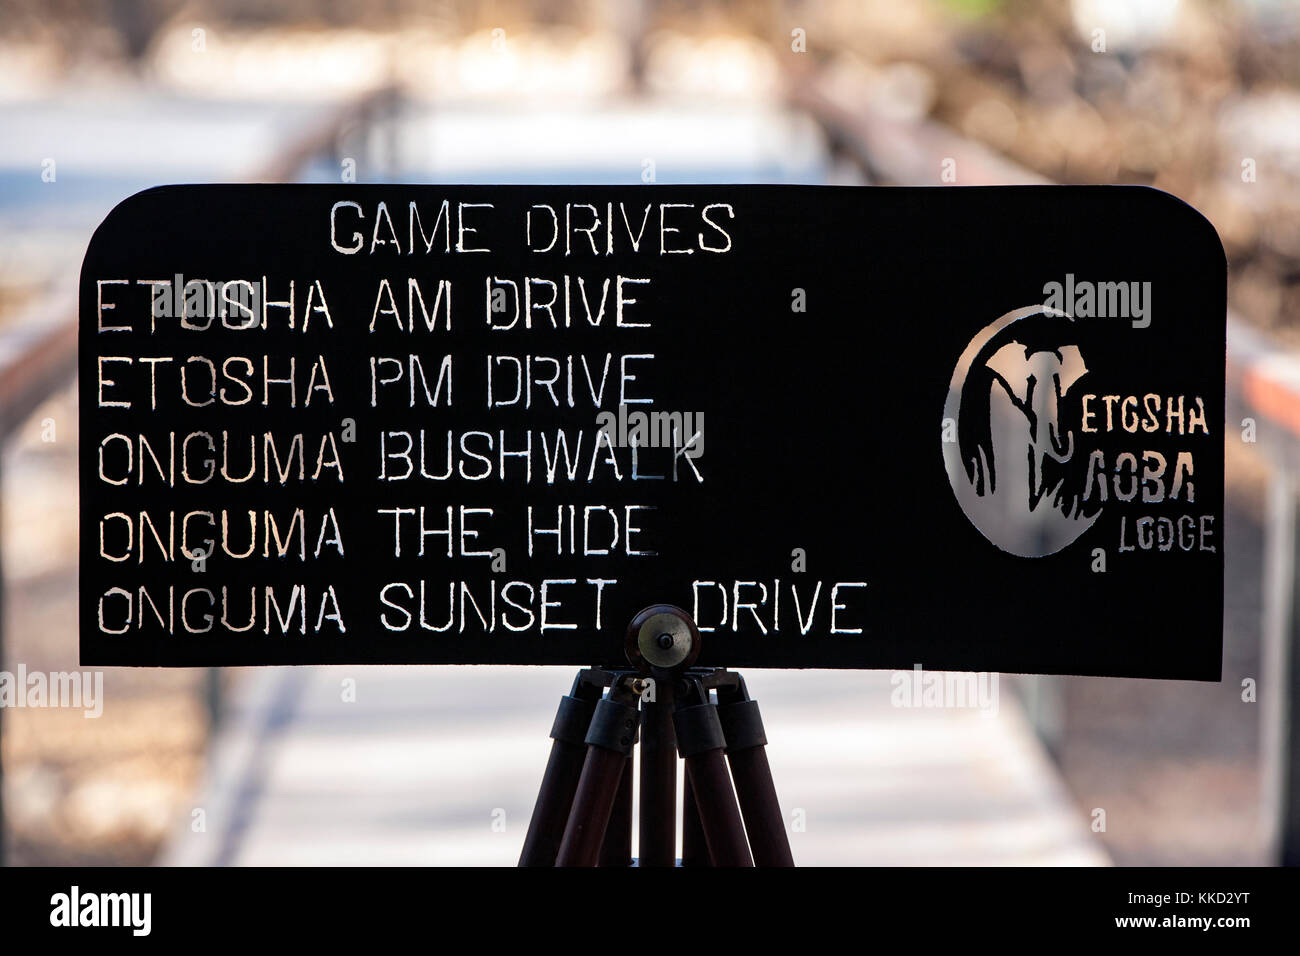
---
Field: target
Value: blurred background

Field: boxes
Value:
[1,0,1297,866]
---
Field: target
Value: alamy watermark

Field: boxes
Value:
[0,665,103,717]
[50,886,150,936]
[595,405,704,459]
[149,272,262,327]
[890,664,999,716]
[1043,274,1151,328]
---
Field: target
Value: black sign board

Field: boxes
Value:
[80,185,1225,678]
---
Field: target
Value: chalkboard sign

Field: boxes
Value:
[79,185,1225,678]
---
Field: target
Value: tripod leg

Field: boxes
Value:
[674,682,753,867]
[681,763,710,866]
[638,675,677,866]
[519,674,600,867]
[556,680,640,867]
[718,677,795,867]
[599,755,634,866]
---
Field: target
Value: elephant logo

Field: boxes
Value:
[942,306,1101,557]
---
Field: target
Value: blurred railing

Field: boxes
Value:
[1227,321,1300,865]
[788,63,1298,863]
[0,82,400,865]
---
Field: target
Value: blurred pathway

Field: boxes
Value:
[160,666,1105,866]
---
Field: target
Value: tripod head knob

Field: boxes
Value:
[625,604,701,673]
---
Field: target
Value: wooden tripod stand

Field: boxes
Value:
[518,605,795,867]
